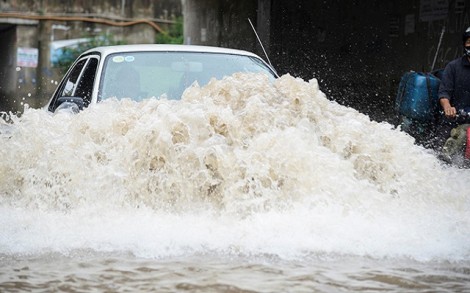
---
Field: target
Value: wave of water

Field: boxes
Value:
[1,73,469,262]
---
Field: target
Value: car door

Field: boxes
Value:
[48,55,100,112]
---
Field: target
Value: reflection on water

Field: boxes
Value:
[0,73,469,291]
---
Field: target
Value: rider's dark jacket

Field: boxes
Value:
[438,56,470,111]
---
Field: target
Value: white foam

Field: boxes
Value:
[0,73,469,261]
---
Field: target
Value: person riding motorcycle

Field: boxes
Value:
[435,27,470,150]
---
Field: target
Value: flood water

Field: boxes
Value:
[1,73,469,292]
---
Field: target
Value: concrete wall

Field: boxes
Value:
[268,0,470,122]
[155,0,183,19]
[183,0,257,51]
[183,0,470,123]
[268,0,400,120]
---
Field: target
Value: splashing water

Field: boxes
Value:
[0,73,469,262]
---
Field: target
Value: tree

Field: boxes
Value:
[156,17,183,44]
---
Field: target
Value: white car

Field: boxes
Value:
[45,44,277,113]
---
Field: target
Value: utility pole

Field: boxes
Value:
[256,0,271,58]
[35,0,50,108]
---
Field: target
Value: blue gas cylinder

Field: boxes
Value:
[395,71,440,122]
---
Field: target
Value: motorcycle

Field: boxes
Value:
[440,110,470,168]
[395,71,470,168]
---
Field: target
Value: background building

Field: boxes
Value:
[1,0,468,124]
[0,0,181,113]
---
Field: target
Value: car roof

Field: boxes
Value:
[82,44,263,59]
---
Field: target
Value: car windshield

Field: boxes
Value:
[99,51,276,101]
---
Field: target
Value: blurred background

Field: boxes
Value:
[0,0,467,123]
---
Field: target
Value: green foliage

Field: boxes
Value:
[156,17,183,44]
[54,34,125,73]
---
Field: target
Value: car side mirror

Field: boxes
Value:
[57,97,84,110]
[54,97,84,114]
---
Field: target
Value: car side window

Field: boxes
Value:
[61,59,87,97]
[48,59,87,112]
[74,58,99,107]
